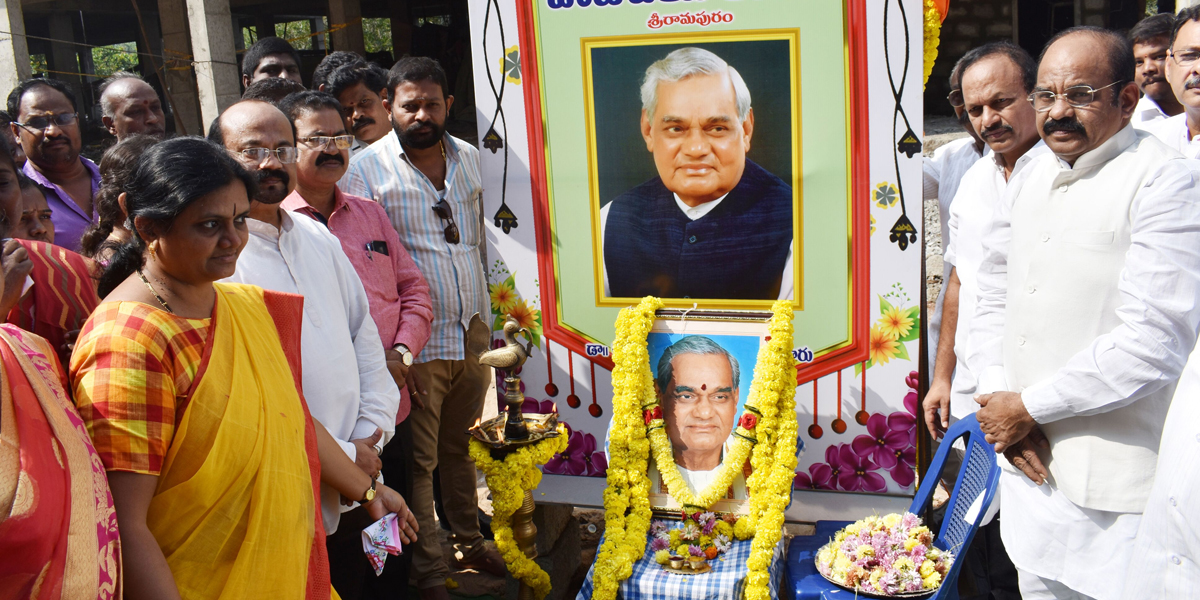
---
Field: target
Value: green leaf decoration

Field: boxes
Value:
[894,341,910,362]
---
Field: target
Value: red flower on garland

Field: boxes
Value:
[739,413,758,430]
[643,406,663,425]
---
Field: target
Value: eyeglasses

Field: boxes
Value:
[431,198,460,244]
[1027,81,1122,112]
[15,112,78,133]
[299,135,355,150]
[230,146,298,164]
[947,89,964,108]
[1171,49,1200,67]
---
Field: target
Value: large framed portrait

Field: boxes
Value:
[584,32,801,307]
[644,317,769,515]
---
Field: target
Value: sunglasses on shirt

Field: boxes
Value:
[432,198,461,244]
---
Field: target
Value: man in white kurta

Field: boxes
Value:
[969,29,1200,599]
[1147,12,1200,157]
[211,100,402,534]
[1129,13,1183,130]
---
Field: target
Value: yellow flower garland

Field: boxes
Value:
[923,0,942,89]
[469,425,569,600]
[593,297,798,600]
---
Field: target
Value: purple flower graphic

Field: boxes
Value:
[836,444,887,492]
[543,429,607,477]
[794,462,836,490]
[852,413,910,470]
[889,444,917,488]
[521,398,556,414]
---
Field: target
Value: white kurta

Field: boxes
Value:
[943,141,1048,419]
[922,136,983,374]
[968,125,1200,597]
[224,210,401,533]
[1131,94,1170,131]
[1122,348,1200,599]
[1146,113,1200,158]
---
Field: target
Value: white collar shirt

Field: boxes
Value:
[1147,113,1200,159]
[222,210,400,533]
[341,131,489,362]
[942,141,1048,418]
[967,126,1200,595]
[349,137,369,158]
[1132,94,1171,130]
[1122,348,1200,599]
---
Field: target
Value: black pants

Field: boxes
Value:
[327,419,415,600]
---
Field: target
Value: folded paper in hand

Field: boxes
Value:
[362,513,404,576]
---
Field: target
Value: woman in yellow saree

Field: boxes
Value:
[70,138,417,600]
[0,134,120,600]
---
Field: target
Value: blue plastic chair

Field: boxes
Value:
[782,414,1002,600]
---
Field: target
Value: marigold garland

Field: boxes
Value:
[592,297,797,600]
[923,0,942,89]
[469,425,569,600]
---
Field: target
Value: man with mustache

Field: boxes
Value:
[969,27,1200,599]
[98,72,167,141]
[1149,7,1200,158]
[923,41,1041,600]
[327,62,393,157]
[342,57,502,600]
[278,90,434,600]
[1129,13,1183,130]
[601,47,794,301]
[209,100,404,540]
[6,79,100,251]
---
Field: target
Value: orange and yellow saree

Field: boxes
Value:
[0,324,120,600]
[72,282,330,600]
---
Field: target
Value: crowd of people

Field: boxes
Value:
[923,14,1200,600]
[0,35,500,600]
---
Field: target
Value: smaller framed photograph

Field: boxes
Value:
[645,316,771,516]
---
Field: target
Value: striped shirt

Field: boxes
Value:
[342,130,487,363]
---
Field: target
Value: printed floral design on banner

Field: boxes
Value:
[873,182,899,209]
[795,371,919,490]
[487,261,543,348]
[870,214,876,236]
[501,45,521,85]
[859,283,920,372]
[544,423,607,477]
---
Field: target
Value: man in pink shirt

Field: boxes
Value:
[279,90,434,600]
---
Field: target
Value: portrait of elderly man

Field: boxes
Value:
[655,336,742,478]
[600,47,795,302]
[98,71,166,141]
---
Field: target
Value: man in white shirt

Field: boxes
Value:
[208,100,402,534]
[923,60,985,379]
[970,27,1200,599]
[1149,8,1200,157]
[1129,13,1184,130]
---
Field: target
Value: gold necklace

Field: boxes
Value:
[137,270,173,313]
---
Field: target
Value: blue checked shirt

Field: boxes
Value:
[342,130,488,363]
[576,525,784,600]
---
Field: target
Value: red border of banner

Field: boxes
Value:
[516,0,871,379]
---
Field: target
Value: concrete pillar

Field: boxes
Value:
[328,0,365,55]
[0,0,31,93]
[157,0,203,135]
[390,0,411,60]
[310,17,326,51]
[47,14,85,103]
[185,0,240,132]
[1180,0,1200,10]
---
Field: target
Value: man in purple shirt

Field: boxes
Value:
[7,79,99,251]
[278,90,435,600]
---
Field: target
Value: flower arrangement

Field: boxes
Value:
[816,513,954,596]
[651,512,739,567]
[469,424,569,600]
[592,297,797,600]
[923,0,942,89]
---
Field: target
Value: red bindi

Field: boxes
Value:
[701,384,707,390]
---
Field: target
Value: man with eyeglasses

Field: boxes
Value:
[277,90,434,600]
[342,57,503,600]
[210,99,405,539]
[326,62,393,157]
[1128,13,1184,130]
[923,58,985,387]
[6,79,100,251]
[968,27,1200,600]
[1148,6,1200,158]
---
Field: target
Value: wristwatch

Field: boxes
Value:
[393,344,414,367]
[360,477,377,504]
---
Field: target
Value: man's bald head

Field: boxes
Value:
[99,74,166,140]
[1033,27,1139,165]
[208,100,297,205]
